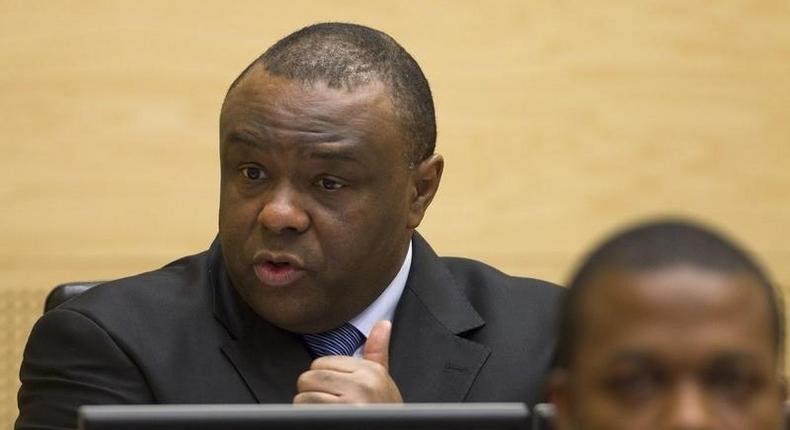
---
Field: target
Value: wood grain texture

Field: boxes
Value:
[2,1,789,426]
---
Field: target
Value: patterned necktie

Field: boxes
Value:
[302,322,366,358]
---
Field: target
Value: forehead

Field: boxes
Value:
[220,65,401,146]
[576,267,775,362]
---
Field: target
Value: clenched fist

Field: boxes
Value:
[294,320,403,404]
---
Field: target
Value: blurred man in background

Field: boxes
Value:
[550,220,786,429]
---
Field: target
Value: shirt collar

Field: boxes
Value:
[349,240,412,356]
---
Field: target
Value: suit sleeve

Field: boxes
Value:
[15,308,154,430]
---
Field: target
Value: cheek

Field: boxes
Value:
[310,200,402,269]
[311,205,369,255]
[219,189,262,233]
[315,189,399,234]
[715,390,784,428]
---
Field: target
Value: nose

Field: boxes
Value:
[257,184,310,234]
[667,380,713,430]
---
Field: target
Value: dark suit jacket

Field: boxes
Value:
[16,233,563,430]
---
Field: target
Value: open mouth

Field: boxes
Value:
[265,261,292,271]
[254,259,306,287]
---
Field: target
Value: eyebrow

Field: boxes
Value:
[709,351,759,366]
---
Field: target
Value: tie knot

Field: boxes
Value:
[302,323,366,358]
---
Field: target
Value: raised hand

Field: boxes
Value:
[293,320,403,404]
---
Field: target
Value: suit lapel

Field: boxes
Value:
[220,318,312,403]
[209,240,312,403]
[390,233,491,402]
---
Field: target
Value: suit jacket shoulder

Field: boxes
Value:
[441,255,563,345]
[390,234,563,405]
[15,242,261,430]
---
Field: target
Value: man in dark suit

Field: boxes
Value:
[16,23,562,429]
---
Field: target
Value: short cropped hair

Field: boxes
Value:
[555,219,785,369]
[227,22,436,164]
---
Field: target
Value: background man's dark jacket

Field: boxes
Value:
[16,233,563,429]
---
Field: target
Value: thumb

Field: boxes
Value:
[363,320,392,369]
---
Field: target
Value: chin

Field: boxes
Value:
[251,301,328,334]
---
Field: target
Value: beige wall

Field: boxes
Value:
[2,0,789,426]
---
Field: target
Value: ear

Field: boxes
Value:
[547,369,576,430]
[407,154,443,229]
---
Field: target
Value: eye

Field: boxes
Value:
[241,166,265,181]
[705,365,764,401]
[605,368,664,405]
[317,177,344,191]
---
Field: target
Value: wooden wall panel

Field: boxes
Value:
[2,1,789,426]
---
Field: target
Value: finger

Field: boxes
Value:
[309,355,359,372]
[297,369,350,395]
[293,391,344,404]
[296,369,400,404]
[363,320,391,369]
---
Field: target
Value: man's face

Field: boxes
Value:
[553,266,785,430]
[218,65,439,334]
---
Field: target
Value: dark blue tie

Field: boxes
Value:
[302,323,366,358]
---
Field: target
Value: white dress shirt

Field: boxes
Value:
[348,241,412,357]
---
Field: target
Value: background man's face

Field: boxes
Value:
[218,65,416,334]
[555,266,784,430]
